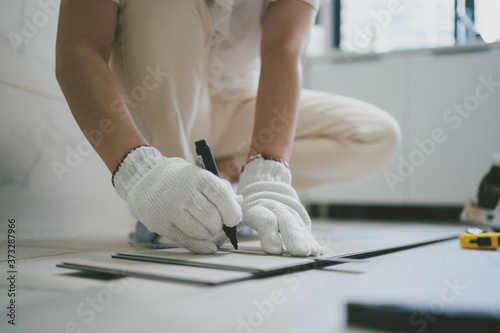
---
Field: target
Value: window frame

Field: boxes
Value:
[331,0,479,51]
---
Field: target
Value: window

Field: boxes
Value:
[308,0,500,56]
[475,0,500,42]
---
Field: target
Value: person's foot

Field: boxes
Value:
[135,221,159,243]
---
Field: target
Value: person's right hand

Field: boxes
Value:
[237,157,323,257]
[113,146,242,253]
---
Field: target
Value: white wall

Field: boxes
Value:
[0,0,135,234]
[301,43,500,205]
[1,1,499,236]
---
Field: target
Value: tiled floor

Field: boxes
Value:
[1,220,499,333]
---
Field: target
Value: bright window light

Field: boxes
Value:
[339,0,455,54]
[475,0,500,43]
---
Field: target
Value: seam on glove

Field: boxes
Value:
[241,154,289,173]
[112,145,150,186]
[239,157,292,188]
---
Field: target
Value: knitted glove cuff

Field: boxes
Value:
[238,156,292,189]
[242,154,289,171]
[112,146,164,199]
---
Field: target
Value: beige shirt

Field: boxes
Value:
[111,0,320,94]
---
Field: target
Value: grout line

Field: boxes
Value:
[0,249,92,263]
[343,236,458,260]
[0,79,65,102]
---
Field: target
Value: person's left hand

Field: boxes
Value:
[237,156,323,256]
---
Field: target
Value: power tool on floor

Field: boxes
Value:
[461,153,500,232]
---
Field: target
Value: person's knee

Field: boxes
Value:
[380,112,402,159]
[364,112,402,177]
[348,110,400,150]
[346,109,402,179]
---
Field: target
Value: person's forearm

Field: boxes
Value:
[56,48,148,172]
[249,48,302,162]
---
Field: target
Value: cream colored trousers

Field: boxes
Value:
[110,0,401,189]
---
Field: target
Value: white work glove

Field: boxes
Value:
[238,157,323,257]
[113,146,242,254]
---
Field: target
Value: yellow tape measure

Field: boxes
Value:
[460,228,500,250]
